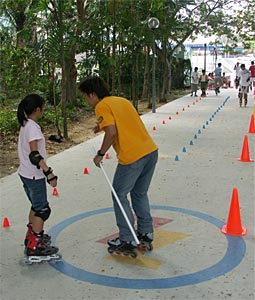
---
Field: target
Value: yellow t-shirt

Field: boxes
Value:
[95,96,158,165]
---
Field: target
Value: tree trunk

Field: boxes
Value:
[142,46,149,101]
[167,55,173,94]
[65,46,77,106]
[159,41,167,102]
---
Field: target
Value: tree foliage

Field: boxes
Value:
[0,0,253,137]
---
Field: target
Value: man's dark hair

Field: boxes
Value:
[78,76,110,99]
[241,64,245,68]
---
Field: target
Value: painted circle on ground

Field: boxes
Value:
[48,205,246,289]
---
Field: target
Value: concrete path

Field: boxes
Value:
[1,87,254,300]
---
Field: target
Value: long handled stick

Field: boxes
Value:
[100,163,140,245]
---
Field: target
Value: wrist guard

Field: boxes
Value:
[43,167,53,177]
[47,175,58,184]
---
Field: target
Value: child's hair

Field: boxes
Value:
[78,76,110,99]
[17,94,45,126]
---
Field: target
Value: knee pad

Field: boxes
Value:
[34,204,51,221]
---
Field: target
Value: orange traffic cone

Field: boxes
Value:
[221,188,247,236]
[52,187,59,196]
[238,135,253,162]
[162,120,165,124]
[105,153,110,159]
[2,217,10,227]
[152,126,156,131]
[248,114,255,133]
[84,167,89,174]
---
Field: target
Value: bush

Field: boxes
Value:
[0,108,19,134]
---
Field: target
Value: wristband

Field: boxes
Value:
[97,150,105,157]
[43,167,53,177]
[47,175,58,184]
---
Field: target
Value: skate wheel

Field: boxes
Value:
[130,251,137,258]
[50,253,62,262]
[107,247,114,254]
[147,244,153,251]
[23,258,33,265]
[54,255,62,261]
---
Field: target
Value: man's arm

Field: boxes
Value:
[93,125,116,167]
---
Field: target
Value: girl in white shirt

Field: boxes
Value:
[17,94,59,257]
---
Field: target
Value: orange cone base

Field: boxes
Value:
[221,224,247,236]
[238,157,253,162]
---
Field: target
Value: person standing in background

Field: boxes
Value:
[234,62,241,89]
[199,69,209,97]
[214,63,222,95]
[191,67,199,97]
[249,61,255,90]
[238,64,251,107]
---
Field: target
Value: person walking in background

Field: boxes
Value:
[249,61,255,90]
[191,67,199,97]
[238,64,251,107]
[17,94,59,258]
[199,69,209,97]
[214,62,222,95]
[234,62,241,89]
[78,76,158,255]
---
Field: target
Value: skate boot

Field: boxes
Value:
[107,237,137,258]
[24,232,61,265]
[137,232,153,251]
[24,224,51,246]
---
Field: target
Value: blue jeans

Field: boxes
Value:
[19,175,48,211]
[112,150,158,242]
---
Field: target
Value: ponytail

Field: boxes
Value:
[17,94,45,127]
[17,99,27,126]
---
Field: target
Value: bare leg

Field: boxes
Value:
[29,210,44,233]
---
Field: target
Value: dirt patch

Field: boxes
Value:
[0,110,96,178]
[0,91,188,179]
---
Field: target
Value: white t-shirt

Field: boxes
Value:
[18,119,46,179]
[191,71,199,84]
[239,69,250,87]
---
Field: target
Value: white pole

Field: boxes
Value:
[100,163,140,245]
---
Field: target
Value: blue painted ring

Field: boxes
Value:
[48,205,246,289]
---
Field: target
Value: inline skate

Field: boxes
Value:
[23,232,61,265]
[137,232,153,251]
[107,237,137,258]
[24,223,51,246]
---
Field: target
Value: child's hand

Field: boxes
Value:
[47,173,58,187]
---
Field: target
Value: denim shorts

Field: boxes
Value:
[19,175,48,211]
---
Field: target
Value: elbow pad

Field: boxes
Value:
[29,151,44,169]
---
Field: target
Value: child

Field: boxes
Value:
[238,64,251,107]
[191,67,199,96]
[17,94,59,257]
[199,69,209,96]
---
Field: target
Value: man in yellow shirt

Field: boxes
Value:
[79,76,158,255]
